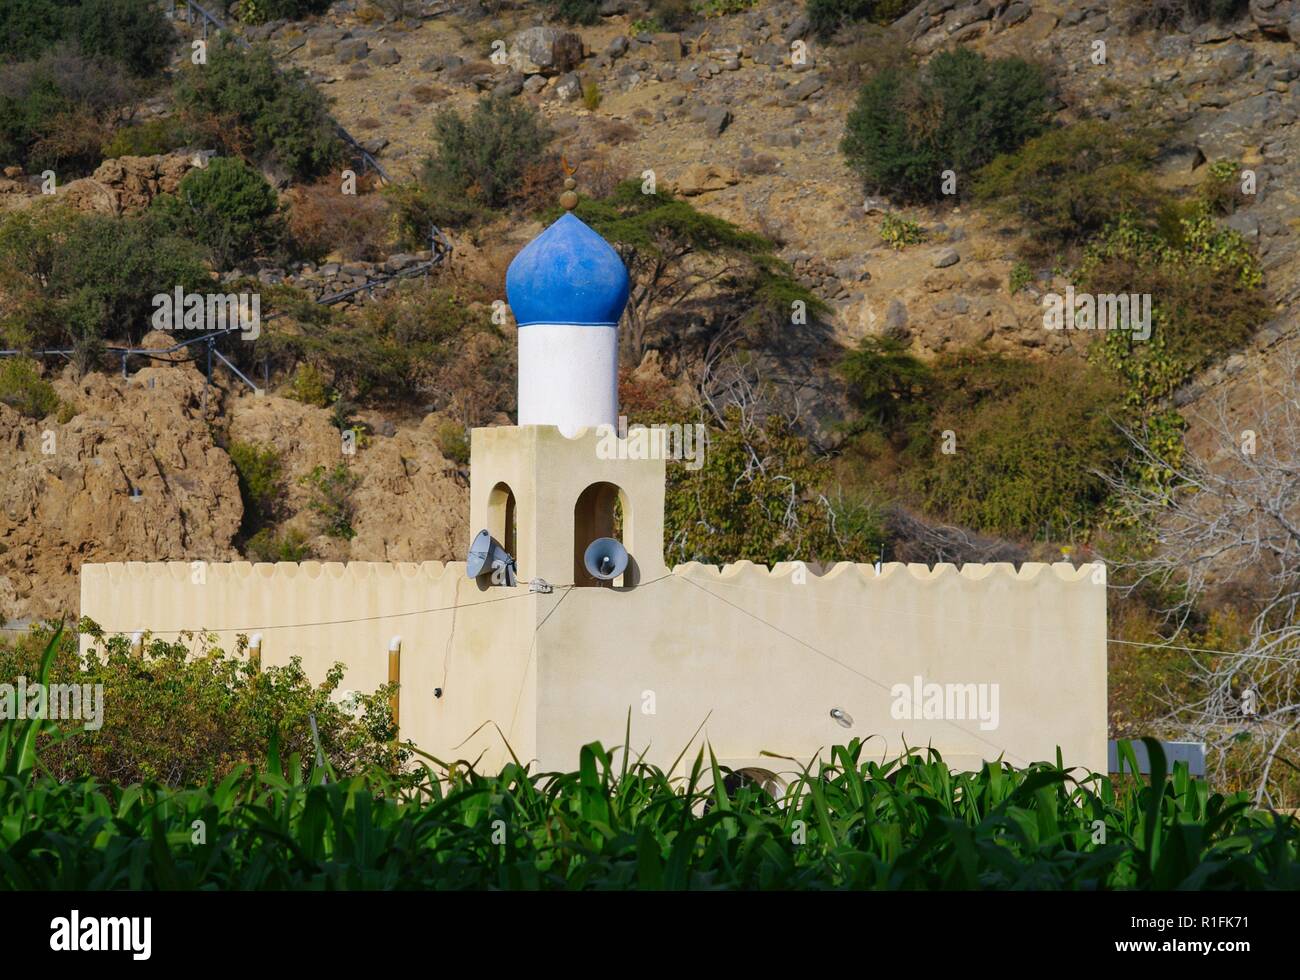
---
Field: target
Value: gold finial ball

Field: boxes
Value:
[560,189,578,210]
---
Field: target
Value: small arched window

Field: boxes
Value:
[488,482,517,562]
[573,481,628,587]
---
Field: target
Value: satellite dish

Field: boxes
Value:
[467,528,517,586]
[583,537,628,582]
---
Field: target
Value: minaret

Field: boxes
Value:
[505,176,630,436]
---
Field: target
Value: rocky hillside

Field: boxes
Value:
[3,0,1300,622]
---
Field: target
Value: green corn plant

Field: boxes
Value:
[2,706,1299,890]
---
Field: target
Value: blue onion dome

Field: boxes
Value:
[506,212,630,327]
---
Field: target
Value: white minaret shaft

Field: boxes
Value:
[518,324,618,435]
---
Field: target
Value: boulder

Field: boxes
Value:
[653,33,684,61]
[932,247,960,268]
[507,26,584,75]
[673,163,740,196]
[336,38,370,63]
[700,105,732,136]
[1250,0,1295,36]
[554,72,583,102]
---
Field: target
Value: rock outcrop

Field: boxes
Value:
[57,151,212,216]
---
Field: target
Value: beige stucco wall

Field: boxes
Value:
[79,425,1108,778]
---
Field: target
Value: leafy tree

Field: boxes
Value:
[1,625,405,785]
[152,156,284,270]
[842,48,1050,203]
[564,180,825,362]
[0,51,139,173]
[911,353,1125,537]
[0,205,209,366]
[275,282,510,410]
[664,405,882,566]
[839,336,931,438]
[1082,204,1268,407]
[175,40,341,182]
[0,0,174,77]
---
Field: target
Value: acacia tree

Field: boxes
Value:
[1106,342,1300,804]
[564,181,823,364]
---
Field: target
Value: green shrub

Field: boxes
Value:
[101,116,195,158]
[245,526,313,562]
[552,0,600,24]
[384,178,492,245]
[234,0,332,23]
[879,212,925,249]
[0,51,140,173]
[0,0,174,77]
[287,362,332,406]
[582,79,602,111]
[435,419,471,466]
[841,48,1050,203]
[697,0,760,14]
[1200,158,1248,215]
[809,0,873,38]
[152,156,284,270]
[282,283,506,406]
[1082,204,1267,407]
[650,0,695,31]
[1119,0,1248,29]
[1008,260,1033,295]
[174,40,341,182]
[1,626,404,787]
[0,205,210,358]
[0,358,60,419]
[972,121,1162,251]
[664,406,881,566]
[423,96,554,212]
[229,440,286,535]
[809,0,920,39]
[910,353,1125,537]
[301,463,362,539]
[838,336,931,438]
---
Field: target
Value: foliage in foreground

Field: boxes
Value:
[2,735,1295,889]
[0,627,404,788]
[1,634,1296,890]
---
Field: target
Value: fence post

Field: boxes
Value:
[388,636,401,736]
[249,633,262,672]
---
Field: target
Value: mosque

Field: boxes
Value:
[80,189,1108,780]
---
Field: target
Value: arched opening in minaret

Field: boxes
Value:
[574,481,630,588]
[487,482,517,563]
